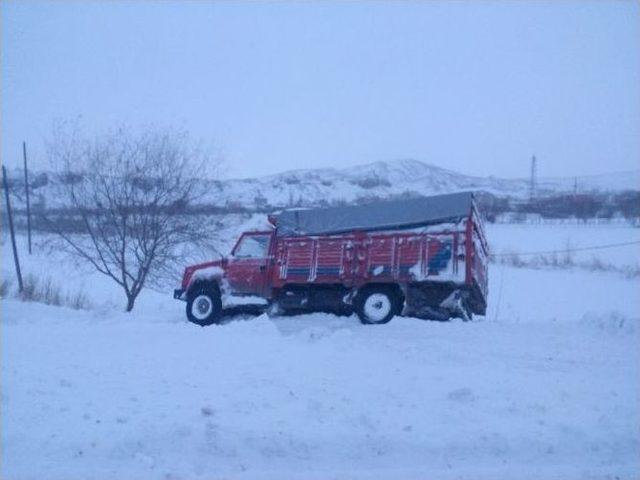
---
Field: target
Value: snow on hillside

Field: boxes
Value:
[4,159,639,212]
[213,159,640,208]
[2,222,639,479]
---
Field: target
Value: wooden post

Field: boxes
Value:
[23,141,32,254]
[3,165,24,291]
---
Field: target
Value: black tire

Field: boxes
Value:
[354,286,402,325]
[186,283,222,326]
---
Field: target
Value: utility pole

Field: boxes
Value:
[529,155,537,202]
[2,165,24,292]
[23,141,32,254]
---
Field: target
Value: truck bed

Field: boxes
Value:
[275,224,466,286]
[271,197,489,317]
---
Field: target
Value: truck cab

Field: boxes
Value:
[173,231,276,324]
[225,231,274,297]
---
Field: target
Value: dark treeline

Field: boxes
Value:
[3,182,639,234]
[476,191,640,222]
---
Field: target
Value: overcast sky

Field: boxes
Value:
[2,1,639,179]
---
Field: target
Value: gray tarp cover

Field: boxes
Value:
[275,191,474,236]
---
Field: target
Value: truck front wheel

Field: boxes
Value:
[354,287,402,325]
[186,284,222,326]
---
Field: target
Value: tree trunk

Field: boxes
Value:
[126,295,136,312]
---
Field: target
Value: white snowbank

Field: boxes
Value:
[2,296,639,479]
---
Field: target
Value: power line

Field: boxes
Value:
[489,240,640,258]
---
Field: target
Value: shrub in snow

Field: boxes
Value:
[580,312,637,335]
[66,290,91,310]
[15,274,90,310]
[623,264,640,279]
[201,406,214,417]
[447,387,477,403]
[0,278,11,298]
[350,175,392,189]
[492,250,637,278]
[18,274,43,303]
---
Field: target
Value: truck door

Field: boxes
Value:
[226,232,273,296]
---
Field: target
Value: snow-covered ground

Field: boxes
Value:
[2,222,639,479]
[489,223,640,268]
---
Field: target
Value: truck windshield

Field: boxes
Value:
[234,234,270,258]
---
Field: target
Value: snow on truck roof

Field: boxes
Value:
[274,191,475,236]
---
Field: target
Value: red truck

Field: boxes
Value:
[174,192,488,326]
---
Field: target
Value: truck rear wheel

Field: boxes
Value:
[186,284,222,326]
[354,287,401,325]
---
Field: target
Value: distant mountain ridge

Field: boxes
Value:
[212,158,639,209]
[3,158,639,211]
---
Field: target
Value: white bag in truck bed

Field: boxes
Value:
[274,191,475,236]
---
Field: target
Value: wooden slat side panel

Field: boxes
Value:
[366,236,395,279]
[315,238,345,279]
[282,238,314,281]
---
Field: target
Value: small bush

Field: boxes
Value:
[585,257,608,272]
[560,249,575,268]
[497,252,527,268]
[65,290,91,310]
[19,275,62,305]
[350,176,392,189]
[0,278,12,297]
[59,171,83,185]
[19,274,41,302]
[283,176,301,185]
[16,274,90,310]
[39,277,62,306]
[623,265,640,279]
[492,251,637,279]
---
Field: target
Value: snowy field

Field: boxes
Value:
[489,222,640,269]
[2,221,640,479]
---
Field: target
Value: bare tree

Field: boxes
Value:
[46,126,215,312]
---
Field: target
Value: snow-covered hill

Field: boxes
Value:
[4,159,639,211]
[213,159,527,208]
[206,159,640,208]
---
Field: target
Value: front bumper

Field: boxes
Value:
[174,288,185,301]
